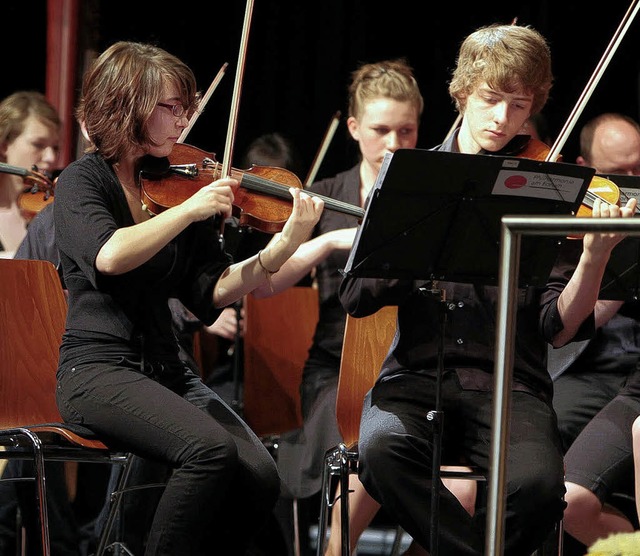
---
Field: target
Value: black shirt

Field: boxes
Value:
[305,165,362,372]
[339,135,591,402]
[54,152,231,366]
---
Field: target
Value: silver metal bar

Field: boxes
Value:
[486,215,640,555]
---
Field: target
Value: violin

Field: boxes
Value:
[0,162,55,222]
[515,136,625,217]
[138,143,364,234]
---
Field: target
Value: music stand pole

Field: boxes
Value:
[423,286,448,556]
[487,216,640,555]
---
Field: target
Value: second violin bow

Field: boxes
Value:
[178,62,229,144]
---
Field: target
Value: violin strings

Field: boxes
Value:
[242,173,364,218]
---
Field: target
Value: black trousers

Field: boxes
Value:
[358,371,566,556]
[56,360,280,555]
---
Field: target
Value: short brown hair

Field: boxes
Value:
[77,41,198,163]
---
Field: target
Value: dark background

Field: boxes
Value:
[5,0,640,179]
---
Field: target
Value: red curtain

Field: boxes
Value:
[46,0,79,169]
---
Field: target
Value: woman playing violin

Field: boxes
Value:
[53,41,323,555]
[0,91,60,258]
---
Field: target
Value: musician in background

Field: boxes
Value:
[0,91,60,258]
[251,58,429,555]
[553,112,640,554]
[202,132,305,404]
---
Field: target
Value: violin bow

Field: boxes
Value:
[221,0,255,181]
[178,62,229,144]
[443,113,462,142]
[546,0,640,162]
[304,110,341,187]
[218,0,255,236]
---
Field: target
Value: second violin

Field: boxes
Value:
[138,143,364,234]
[0,162,56,223]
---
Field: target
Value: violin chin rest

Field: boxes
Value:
[138,155,171,178]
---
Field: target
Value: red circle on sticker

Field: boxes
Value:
[504,175,527,189]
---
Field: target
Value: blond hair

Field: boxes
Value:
[348,58,424,121]
[449,24,552,116]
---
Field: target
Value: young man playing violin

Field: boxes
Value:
[339,23,637,555]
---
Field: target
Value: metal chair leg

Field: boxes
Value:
[94,454,135,556]
[5,429,52,556]
[339,451,351,556]
[292,498,301,556]
[390,525,406,556]
[316,443,358,556]
[316,445,339,556]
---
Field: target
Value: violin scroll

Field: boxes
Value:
[0,162,56,222]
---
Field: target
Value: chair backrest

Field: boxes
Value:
[0,259,67,427]
[336,305,398,447]
[243,287,319,437]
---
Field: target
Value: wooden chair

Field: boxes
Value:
[243,286,319,556]
[316,305,486,556]
[0,259,132,556]
[243,286,319,438]
[334,306,398,449]
[315,306,397,556]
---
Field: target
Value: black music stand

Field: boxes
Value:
[343,148,593,556]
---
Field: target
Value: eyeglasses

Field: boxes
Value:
[157,102,187,118]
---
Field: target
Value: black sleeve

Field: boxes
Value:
[339,274,416,317]
[14,203,64,286]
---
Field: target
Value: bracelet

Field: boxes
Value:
[258,250,280,291]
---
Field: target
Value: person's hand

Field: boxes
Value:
[279,187,324,247]
[204,306,244,341]
[583,197,638,256]
[181,177,238,222]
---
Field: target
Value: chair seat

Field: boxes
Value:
[0,425,129,464]
[28,424,110,450]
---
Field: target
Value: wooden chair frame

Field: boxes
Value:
[243,287,319,438]
[0,259,132,556]
[243,287,319,556]
[316,306,487,556]
[316,306,399,556]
